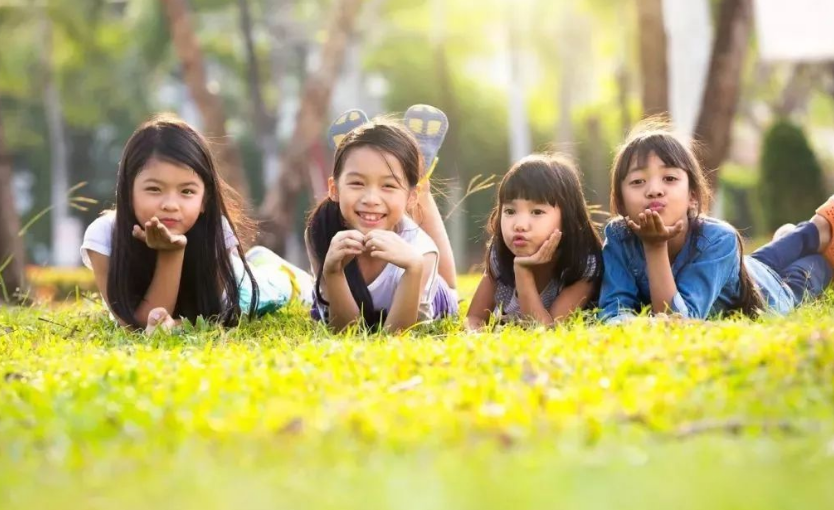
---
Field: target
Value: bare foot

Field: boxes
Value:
[145,307,176,335]
[811,214,832,252]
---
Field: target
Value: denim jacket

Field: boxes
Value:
[598,217,794,323]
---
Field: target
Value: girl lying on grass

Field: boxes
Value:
[464,154,603,329]
[306,106,458,332]
[599,120,834,323]
[81,114,312,333]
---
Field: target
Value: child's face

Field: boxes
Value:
[329,146,415,235]
[132,158,205,235]
[621,151,692,225]
[500,199,562,257]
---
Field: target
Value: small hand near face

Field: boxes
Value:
[514,229,562,268]
[322,229,366,275]
[133,217,187,251]
[627,210,684,246]
[364,230,422,271]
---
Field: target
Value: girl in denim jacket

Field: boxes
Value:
[599,121,834,323]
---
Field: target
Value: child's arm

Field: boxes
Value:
[87,251,127,326]
[627,210,684,314]
[549,279,595,322]
[364,230,426,332]
[411,182,456,289]
[384,254,430,332]
[464,274,497,330]
[319,230,365,331]
[513,229,562,325]
[129,218,187,326]
[598,222,642,322]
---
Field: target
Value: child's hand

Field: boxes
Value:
[365,230,422,271]
[514,229,562,268]
[627,210,684,246]
[322,229,365,275]
[133,217,187,251]
[145,307,177,335]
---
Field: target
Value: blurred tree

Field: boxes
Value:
[694,0,753,193]
[759,120,827,232]
[0,104,27,301]
[237,0,279,197]
[160,0,251,202]
[259,0,364,255]
[636,0,668,116]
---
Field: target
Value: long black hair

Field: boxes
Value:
[306,119,422,327]
[107,113,258,327]
[485,154,603,290]
[609,120,764,316]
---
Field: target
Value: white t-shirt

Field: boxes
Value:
[80,212,238,269]
[313,216,440,320]
[81,212,313,316]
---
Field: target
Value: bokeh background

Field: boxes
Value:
[2,0,834,300]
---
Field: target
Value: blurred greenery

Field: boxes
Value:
[759,120,827,232]
[0,0,832,268]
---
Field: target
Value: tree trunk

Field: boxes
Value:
[41,15,76,267]
[238,0,279,204]
[636,0,669,116]
[0,106,26,302]
[693,0,753,193]
[160,0,251,202]
[258,0,364,254]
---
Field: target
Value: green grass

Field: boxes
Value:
[2,275,834,509]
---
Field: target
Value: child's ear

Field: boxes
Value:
[327,176,338,202]
[407,187,418,209]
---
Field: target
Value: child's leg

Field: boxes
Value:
[779,254,833,304]
[432,276,459,318]
[413,185,457,289]
[405,105,457,289]
[245,246,315,306]
[750,221,821,274]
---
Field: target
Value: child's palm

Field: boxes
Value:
[628,210,684,244]
[133,218,187,250]
[322,230,365,274]
[514,230,562,267]
[365,230,421,270]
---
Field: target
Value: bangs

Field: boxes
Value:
[499,163,560,206]
[618,133,696,180]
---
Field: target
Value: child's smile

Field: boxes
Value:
[330,146,414,234]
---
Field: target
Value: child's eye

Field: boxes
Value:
[348,181,363,187]
[664,176,678,182]
[628,179,644,186]
[502,208,515,215]
[182,189,196,196]
[532,209,546,216]
[145,187,160,193]
[383,183,399,189]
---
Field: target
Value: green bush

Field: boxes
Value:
[758,120,827,231]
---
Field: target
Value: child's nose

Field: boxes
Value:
[361,189,382,204]
[645,180,665,198]
[513,217,529,231]
[161,195,180,211]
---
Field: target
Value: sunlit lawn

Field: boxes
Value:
[2,274,834,509]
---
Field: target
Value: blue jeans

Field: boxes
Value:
[750,221,832,304]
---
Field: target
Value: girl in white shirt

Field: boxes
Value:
[81,114,311,332]
[305,115,458,332]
